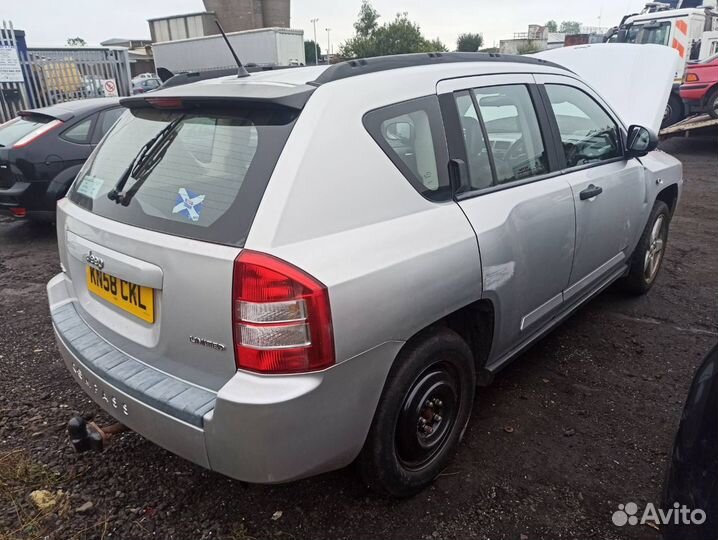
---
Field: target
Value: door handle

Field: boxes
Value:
[580,184,603,200]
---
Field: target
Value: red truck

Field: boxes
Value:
[680,53,718,118]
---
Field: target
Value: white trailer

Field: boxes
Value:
[152,27,305,73]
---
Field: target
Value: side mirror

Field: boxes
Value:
[626,125,658,158]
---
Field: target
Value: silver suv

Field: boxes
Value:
[48,52,682,497]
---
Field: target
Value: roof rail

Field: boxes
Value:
[309,52,568,86]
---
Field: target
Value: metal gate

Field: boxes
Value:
[0,20,132,123]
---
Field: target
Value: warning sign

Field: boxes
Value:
[101,79,118,97]
[0,45,24,83]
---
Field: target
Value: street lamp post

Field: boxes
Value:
[325,28,332,65]
[310,18,319,65]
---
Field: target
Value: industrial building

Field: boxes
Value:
[204,0,290,32]
[148,0,290,43]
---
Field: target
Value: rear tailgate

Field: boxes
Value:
[57,100,299,391]
[57,201,240,391]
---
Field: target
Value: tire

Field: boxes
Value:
[620,200,671,295]
[706,87,718,120]
[661,93,684,128]
[359,328,476,498]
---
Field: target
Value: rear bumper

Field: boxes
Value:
[48,272,400,483]
[0,180,54,214]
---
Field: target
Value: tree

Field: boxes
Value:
[425,38,448,53]
[340,5,447,59]
[354,0,380,37]
[559,21,581,34]
[304,40,322,64]
[545,20,558,33]
[66,37,86,47]
[456,32,484,52]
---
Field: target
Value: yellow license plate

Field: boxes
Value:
[86,267,155,323]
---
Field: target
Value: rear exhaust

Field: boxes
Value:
[67,416,129,453]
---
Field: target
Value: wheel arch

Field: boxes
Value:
[399,298,496,387]
[702,83,718,105]
[45,163,83,203]
[657,183,679,217]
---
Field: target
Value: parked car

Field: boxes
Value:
[680,53,718,119]
[48,51,682,497]
[662,344,717,540]
[131,72,156,83]
[131,77,162,95]
[0,98,122,221]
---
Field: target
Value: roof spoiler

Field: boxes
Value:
[119,90,314,111]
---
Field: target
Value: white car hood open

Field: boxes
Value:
[533,44,680,134]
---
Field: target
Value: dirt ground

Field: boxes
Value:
[0,136,716,540]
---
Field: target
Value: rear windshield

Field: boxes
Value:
[0,115,52,147]
[68,104,298,246]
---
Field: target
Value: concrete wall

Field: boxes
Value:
[202,0,289,32]
[262,0,290,28]
[499,38,547,55]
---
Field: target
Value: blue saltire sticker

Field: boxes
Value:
[172,188,205,222]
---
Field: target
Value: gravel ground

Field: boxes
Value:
[1,136,716,540]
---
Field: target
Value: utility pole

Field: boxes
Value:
[311,18,319,65]
[325,27,332,65]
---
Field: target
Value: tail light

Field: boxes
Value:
[12,119,63,149]
[232,250,335,374]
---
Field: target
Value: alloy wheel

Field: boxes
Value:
[643,214,666,283]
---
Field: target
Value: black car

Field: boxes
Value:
[0,98,123,221]
[662,343,717,540]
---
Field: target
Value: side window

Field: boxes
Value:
[62,116,95,144]
[98,108,125,138]
[454,92,493,190]
[545,85,621,168]
[473,85,548,184]
[364,96,449,201]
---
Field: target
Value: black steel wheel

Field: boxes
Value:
[359,328,476,497]
[395,362,460,470]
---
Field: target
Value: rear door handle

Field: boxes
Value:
[580,184,603,200]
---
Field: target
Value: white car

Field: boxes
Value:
[49,45,682,497]
[131,72,157,84]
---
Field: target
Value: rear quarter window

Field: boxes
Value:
[68,104,298,247]
[61,116,95,144]
[363,96,451,202]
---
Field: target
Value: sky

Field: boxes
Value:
[4,0,650,52]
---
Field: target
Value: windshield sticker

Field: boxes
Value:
[172,188,205,222]
[76,176,104,199]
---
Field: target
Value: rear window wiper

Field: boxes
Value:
[118,126,181,207]
[107,115,185,205]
